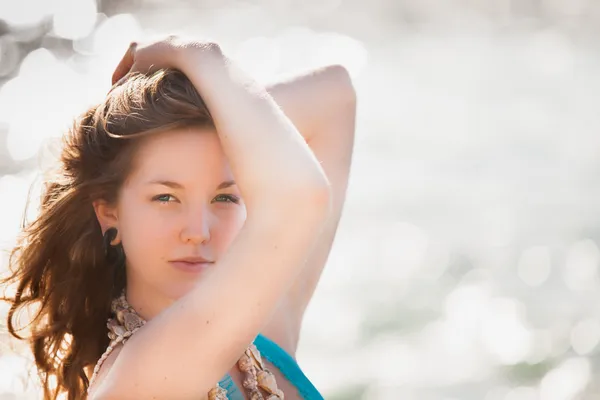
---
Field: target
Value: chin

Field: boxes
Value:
[161,280,201,301]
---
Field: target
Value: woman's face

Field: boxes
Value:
[108,127,246,304]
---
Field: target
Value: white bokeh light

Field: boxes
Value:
[90,13,143,89]
[0,0,53,27]
[0,174,35,247]
[380,221,429,280]
[4,48,90,161]
[52,0,98,40]
[0,354,32,395]
[563,239,600,291]
[526,329,554,364]
[570,318,600,356]
[539,357,591,400]
[233,36,281,83]
[416,318,491,385]
[517,245,552,287]
[313,32,369,79]
[480,297,533,365]
[274,28,368,79]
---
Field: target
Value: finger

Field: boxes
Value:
[111,42,137,85]
[107,62,140,95]
[111,43,135,84]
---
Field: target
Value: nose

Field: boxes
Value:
[180,205,211,245]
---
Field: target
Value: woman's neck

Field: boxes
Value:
[124,281,176,321]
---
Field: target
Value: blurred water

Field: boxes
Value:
[2,1,600,399]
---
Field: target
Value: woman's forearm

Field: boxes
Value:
[265,65,356,143]
[177,46,330,209]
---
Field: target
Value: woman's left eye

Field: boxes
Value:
[152,194,176,203]
[213,194,240,204]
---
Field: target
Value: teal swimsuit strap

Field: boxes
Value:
[218,374,244,400]
[254,334,324,400]
[218,334,324,400]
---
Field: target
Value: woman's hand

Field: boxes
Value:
[110,35,220,86]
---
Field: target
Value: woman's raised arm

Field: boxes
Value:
[92,37,332,399]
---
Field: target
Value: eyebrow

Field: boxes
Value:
[146,179,236,190]
[216,180,236,190]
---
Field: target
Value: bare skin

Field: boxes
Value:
[90,36,356,399]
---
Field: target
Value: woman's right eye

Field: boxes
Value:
[152,194,176,203]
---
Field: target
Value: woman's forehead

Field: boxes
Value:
[127,128,233,186]
[137,126,220,152]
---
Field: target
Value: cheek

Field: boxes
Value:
[213,207,247,250]
[119,201,175,257]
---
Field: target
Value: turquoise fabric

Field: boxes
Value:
[217,334,324,400]
[217,373,244,400]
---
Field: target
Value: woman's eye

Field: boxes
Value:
[213,194,240,204]
[152,194,176,203]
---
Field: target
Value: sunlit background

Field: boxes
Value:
[2,0,600,399]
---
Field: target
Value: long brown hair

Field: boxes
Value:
[1,69,214,399]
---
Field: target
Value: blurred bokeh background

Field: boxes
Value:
[2,0,600,399]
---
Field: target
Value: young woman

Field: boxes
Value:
[2,35,356,399]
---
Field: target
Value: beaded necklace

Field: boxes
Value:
[88,291,285,399]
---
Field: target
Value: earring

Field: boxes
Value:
[103,227,125,268]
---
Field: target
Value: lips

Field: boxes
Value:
[171,256,213,263]
[169,260,214,273]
